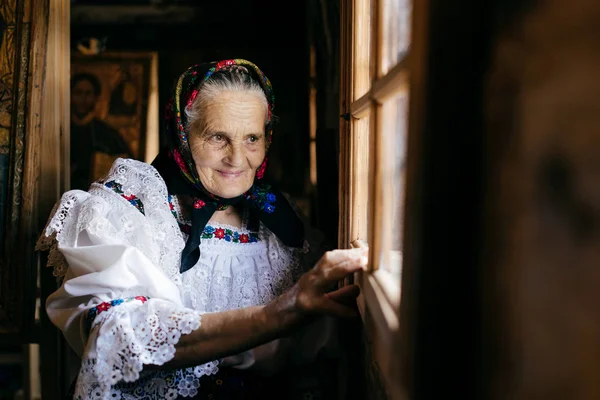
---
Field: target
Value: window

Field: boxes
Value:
[339,0,426,397]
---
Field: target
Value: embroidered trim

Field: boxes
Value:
[87,296,149,330]
[168,194,260,242]
[75,299,211,399]
[168,195,192,236]
[193,198,206,209]
[201,226,259,243]
[168,194,179,220]
[245,184,276,214]
[101,180,146,215]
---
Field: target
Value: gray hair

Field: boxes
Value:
[185,66,269,134]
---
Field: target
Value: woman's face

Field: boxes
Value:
[189,91,267,199]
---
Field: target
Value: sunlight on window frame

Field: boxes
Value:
[339,0,427,398]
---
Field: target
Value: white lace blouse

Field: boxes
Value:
[36,158,337,400]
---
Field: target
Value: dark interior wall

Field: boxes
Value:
[71,0,310,199]
[308,0,340,246]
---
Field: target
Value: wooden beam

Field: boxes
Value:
[71,4,201,24]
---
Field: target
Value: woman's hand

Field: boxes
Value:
[267,247,369,330]
[168,247,368,369]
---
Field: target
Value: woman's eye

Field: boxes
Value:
[248,135,262,144]
[211,134,224,142]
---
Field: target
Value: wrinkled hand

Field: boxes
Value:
[270,248,369,329]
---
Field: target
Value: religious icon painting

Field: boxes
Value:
[70,52,159,189]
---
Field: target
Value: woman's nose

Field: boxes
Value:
[224,143,244,167]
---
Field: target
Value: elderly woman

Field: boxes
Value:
[37,59,367,400]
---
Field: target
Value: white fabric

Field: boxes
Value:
[37,158,337,400]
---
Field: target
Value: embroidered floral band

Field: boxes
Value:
[244,184,276,214]
[168,195,260,242]
[100,180,146,215]
[201,226,259,243]
[87,296,150,330]
[176,223,260,243]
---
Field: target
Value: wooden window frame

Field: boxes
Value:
[339,0,430,398]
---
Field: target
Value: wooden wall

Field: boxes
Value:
[483,0,600,399]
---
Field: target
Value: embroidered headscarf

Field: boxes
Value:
[152,59,305,273]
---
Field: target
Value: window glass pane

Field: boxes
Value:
[353,0,372,99]
[381,0,412,74]
[352,115,371,245]
[378,91,408,281]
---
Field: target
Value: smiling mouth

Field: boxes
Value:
[217,170,244,178]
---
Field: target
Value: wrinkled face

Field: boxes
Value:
[71,80,98,118]
[189,91,267,199]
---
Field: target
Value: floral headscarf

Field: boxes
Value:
[152,59,305,273]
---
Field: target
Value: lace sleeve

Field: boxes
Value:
[75,298,219,400]
[36,158,185,283]
[35,159,221,399]
[35,190,90,279]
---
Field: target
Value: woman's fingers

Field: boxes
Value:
[318,249,368,270]
[291,248,370,318]
[306,249,369,292]
[314,297,359,318]
[351,239,368,250]
[326,285,360,304]
[334,256,368,274]
[317,256,368,286]
[317,248,367,268]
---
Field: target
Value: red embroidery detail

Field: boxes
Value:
[240,234,249,243]
[193,199,206,209]
[187,89,199,108]
[171,149,189,173]
[87,296,150,330]
[215,60,236,70]
[214,228,225,239]
[256,157,268,180]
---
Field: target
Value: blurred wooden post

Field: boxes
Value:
[38,0,71,398]
[483,1,600,399]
